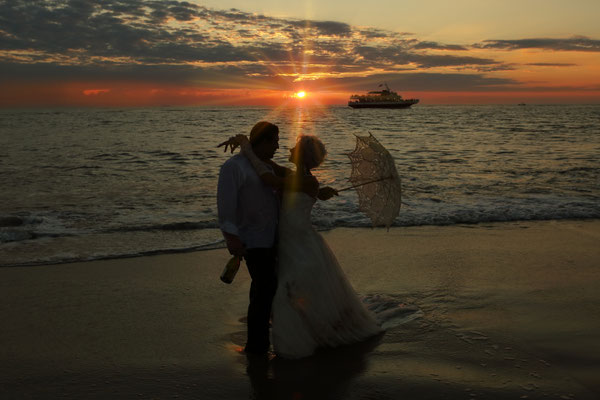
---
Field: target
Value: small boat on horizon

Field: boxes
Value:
[348,84,419,109]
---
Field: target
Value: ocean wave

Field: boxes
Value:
[3,197,599,248]
[311,213,600,230]
[102,220,219,233]
[0,216,220,244]
[312,197,600,228]
[0,239,226,268]
[0,230,36,243]
[2,105,599,267]
[2,215,599,267]
[0,213,78,244]
[0,216,26,227]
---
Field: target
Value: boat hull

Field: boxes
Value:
[348,100,419,109]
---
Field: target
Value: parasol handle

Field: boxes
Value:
[336,176,393,192]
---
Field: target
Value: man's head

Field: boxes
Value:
[249,121,279,160]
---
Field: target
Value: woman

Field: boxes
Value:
[227,134,382,359]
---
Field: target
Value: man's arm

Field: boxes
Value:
[217,161,246,256]
[218,135,291,178]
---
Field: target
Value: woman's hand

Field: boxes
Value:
[317,186,339,201]
[217,134,250,153]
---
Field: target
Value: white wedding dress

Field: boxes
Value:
[271,192,383,359]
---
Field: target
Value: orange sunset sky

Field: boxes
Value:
[1,0,599,107]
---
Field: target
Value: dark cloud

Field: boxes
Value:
[413,41,468,51]
[287,20,353,37]
[236,29,257,38]
[411,54,497,68]
[0,60,276,87]
[475,36,600,52]
[525,63,577,67]
[354,46,497,68]
[316,73,599,93]
[318,72,520,92]
[5,58,597,94]
[359,29,390,39]
[472,64,517,72]
[0,0,504,71]
[1,0,595,97]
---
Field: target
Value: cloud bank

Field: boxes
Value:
[476,37,600,52]
[0,0,598,104]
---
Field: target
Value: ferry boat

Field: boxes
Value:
[348,84,419,109]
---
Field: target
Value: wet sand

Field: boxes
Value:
[1,220,599,399]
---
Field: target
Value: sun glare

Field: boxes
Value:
[295,91,306,98]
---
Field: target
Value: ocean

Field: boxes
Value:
[1,105,599,267]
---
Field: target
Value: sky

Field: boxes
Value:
[1,0,599,106]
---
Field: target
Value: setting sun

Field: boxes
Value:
[295,91,306,98]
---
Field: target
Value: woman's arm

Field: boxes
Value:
[222,135,319,197]
[236,137,286,189]
[245,144,318,197]
[284,174,319,198]
[266,159,294,178]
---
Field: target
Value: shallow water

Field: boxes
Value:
[1,105,599,265]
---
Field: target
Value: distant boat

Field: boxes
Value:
[348,84,419,109]
[517,103,526,106]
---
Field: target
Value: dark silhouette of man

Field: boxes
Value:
[217,121,285,354]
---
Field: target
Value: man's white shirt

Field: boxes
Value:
[217,154,279,249]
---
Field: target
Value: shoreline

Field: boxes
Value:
[1,217,598,268]
[1,219,599,399]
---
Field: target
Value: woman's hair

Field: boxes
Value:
[296,135,327,170]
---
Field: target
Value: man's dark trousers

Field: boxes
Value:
[244,247,277,353]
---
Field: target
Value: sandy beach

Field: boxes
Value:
[1,219,599,399]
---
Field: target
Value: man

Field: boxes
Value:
[217,121,282,354]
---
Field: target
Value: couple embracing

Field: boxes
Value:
[217,121,381,359]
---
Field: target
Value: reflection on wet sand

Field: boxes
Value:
[244,334,383,400]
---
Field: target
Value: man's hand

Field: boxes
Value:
[317,186,339,201]
[217,134,250,154]
[222,231,246,256]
